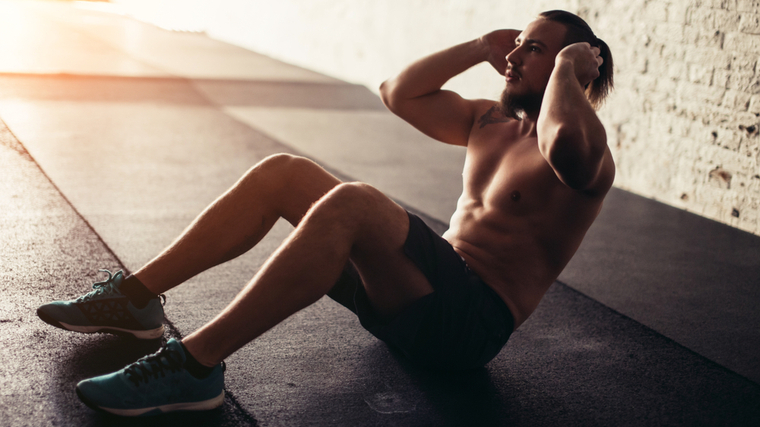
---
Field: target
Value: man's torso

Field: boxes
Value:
[442,101,614,328]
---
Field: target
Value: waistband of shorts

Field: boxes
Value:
[460,260,515,333]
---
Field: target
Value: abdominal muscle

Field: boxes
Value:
[442,200,586,329]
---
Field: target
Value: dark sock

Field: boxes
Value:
[120,274,158,309]
[179,341,216,379]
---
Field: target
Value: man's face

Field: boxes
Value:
[500,18,567,118]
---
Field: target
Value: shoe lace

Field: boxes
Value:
[75,269,168,306]
[76,269,121,303]
[124,344,184,387]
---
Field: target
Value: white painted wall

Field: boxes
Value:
[114,0,577,99]
[114,0,760,236]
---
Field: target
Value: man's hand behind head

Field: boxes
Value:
[556,42,603,87]
[479,29,522,76]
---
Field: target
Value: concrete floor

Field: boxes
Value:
[1,1,758,426]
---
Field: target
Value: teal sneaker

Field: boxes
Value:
[37,269,165,340]
[76,338,225,416]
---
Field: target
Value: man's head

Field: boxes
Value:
[500,10,614,119]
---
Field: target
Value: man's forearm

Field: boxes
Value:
[540,59,603,136]
[378,30,517,146]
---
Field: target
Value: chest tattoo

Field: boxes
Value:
[477,105,510,128]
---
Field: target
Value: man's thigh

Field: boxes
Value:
[340,185,434,321]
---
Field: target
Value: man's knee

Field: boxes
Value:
[306,182,393,228]
[239,154,321,192]
[253,153,312,178]
[322,182,384,210]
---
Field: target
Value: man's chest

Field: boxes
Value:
[463,135,565,211]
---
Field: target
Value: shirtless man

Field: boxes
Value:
[37,10,614,416]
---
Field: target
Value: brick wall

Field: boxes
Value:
[117,0,760,235]
[586,0,759,235]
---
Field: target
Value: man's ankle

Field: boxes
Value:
[120,274,158,309]
[179,341,216,379]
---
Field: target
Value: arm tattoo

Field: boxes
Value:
[478,105,510,128]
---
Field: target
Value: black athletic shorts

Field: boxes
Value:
[327,211,514,370]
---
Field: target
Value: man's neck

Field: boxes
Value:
[516,111,539,137]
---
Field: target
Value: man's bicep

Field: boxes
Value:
[386,90,475,147]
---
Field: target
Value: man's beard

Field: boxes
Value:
[499,87,544,120]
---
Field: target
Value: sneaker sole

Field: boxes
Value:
[76,387,225,416]
[37,308,164,340]
[57,321,165,340]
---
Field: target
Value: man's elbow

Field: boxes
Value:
[562,169,598,190]
[379,78,415,116]
[379,79,397,112]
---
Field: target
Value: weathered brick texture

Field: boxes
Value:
[586,0,760,235]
